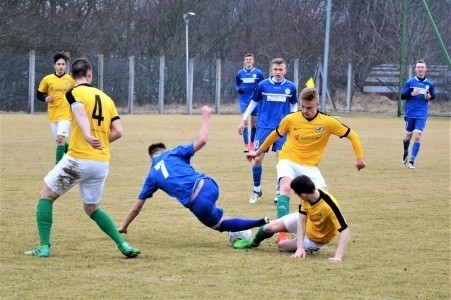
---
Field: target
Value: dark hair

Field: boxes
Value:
[71,58,92,79]
[244,53,254,58]
[299,88,319,102]
[148,143,166,157]
[53,51,69,64]
[290,175,316,195]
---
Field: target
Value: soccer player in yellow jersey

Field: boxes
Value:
[25,58,140,258]
[246,87,365,242]
[37,52,74,164]
[234,175,351,261]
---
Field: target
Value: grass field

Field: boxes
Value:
[0,112,449,299]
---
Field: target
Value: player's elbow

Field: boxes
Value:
[116,128,124,139]
[197,137,208,148]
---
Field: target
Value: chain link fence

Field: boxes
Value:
[0,51,448,116]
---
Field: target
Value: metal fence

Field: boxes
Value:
[0,51,449,116]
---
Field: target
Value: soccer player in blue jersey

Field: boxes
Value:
[118,106,269,237]
[235,53,265,152]
[237,58,298,204]
[400,59,435,169]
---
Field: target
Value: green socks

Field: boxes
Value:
[252,225,274,245]
[36,198,53,247]
[276,195,290,219]
[90,209,125,246]
[56,144,65,164]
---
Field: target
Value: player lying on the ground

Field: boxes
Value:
[118,105,269,236]
[233,175,350,262]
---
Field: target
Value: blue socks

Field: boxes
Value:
[252,165,262,189]
[219,218,266,232]
[410,142,420,162]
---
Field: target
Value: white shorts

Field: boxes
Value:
[281,212,327,252]
[51,120,70,140]
[44,155,109,204]
[276,159,327,189]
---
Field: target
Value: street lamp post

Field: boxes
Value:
[183,12,195,114]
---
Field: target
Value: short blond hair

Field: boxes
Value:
[271,58,285,66]
[299,88,319,101]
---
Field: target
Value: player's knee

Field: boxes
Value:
[56,136,65,144]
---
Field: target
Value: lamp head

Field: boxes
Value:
[183,12,195,21]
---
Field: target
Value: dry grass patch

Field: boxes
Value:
[1,113,449,299]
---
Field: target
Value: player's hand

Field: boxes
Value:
[45,96,54,103]
[411,88,420,96]
[202,105,213,117]
[291,248,306,259]
[425,92,431,100]
[85,135,103,149]
[237,119,247,135]
[118,226,127,234]
[237,88,245,94]
[356,158,366,170]
[329,256,343,262]
[245,151,259,162]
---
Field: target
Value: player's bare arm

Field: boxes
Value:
[109,119,123,143]
[329,228,350,262]
[118,199,146,234]
[193,105,212,152]
[71,103,103,149]
[291,214,307,259]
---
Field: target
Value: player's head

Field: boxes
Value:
[148,142,166,158]
[71,58,93,82]
[290,175,316,196]
[299,87,320,119]
[244,53,255,68]
[53,52,69,75]
[53,52,69,64]
[415,59,427,78]
[270,58,286,81]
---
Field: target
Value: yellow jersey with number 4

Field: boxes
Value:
[65,83,120,162]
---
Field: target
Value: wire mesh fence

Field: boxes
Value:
[0,51,448,116]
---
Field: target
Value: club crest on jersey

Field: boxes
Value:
[253,74,257,78]
[285,88,291,95]
[316,126,324,133]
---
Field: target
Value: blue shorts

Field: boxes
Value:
[239,100,258,116]
[189,177,224,228]
[254,128,286,152]
[404,116,426,133]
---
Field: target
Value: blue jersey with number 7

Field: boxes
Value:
[137,142,205,207]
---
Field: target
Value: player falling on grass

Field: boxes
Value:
[245,87,365,243]
[233,175,351,262]
[400,59,435,169]
[118,105,269,237]
[25,58,140,258]
[237,58,298,204]
[36,52,74,164]
[235,53,265,152]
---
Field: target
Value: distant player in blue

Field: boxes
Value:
[118,106,269,236]
[400,59,435,169]
[235,53,265,152]
[237,58,298,204]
